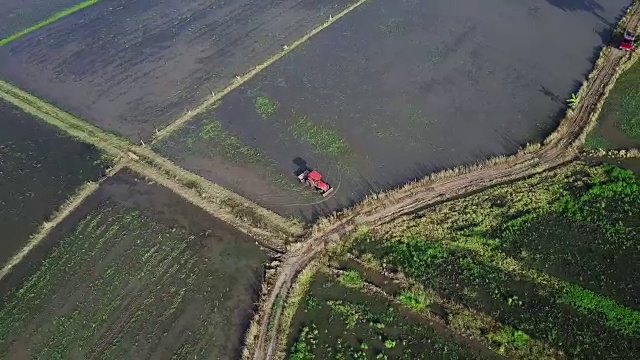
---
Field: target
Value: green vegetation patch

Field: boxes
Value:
[338,269,365,289]
[291,115,349,157]
[591,59,640,144]
[199,119,264,163]
[560,284,640,337]
[0,201,267,359]
[608,61,640,140]
[254,96,280,118]
[397,286,434,311]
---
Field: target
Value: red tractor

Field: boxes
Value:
[620,28,636,51]
[297,169,333,196]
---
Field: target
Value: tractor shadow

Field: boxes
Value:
[292,157,311,177]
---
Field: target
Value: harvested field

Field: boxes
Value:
[159,0,630,220]
[285,272,496,359]
[0,98,106,268]
[586,59,640,149]
[0,0,85,40]
[345,162,640,358]
[0,169,269,360]
[0,0,354,141]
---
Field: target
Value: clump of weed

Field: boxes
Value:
[383,339,396,349]
[199,120,264,163]
[292,115,348,157]
[289,324,318,360]
[338,269,364,289]
[567,93,579,109]
[488,327,530,353]
[327,300,369,329]
[384,234,449,279]
[397,285,434,311]
[254,96,279,118]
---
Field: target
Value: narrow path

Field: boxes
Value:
[251,33,635,360]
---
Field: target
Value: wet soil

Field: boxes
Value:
[0,168,269,360]
[0,0,82,39]
[163,0,629,221]
[0,98,104,268]
[0,0,354,141]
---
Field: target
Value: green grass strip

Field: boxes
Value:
[560,284,640,337]
[0,0,103,47]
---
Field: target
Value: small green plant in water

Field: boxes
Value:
[255,96,279,118]
[289,325,318,360]
[507,295,522,307]
[397,286,434,311]
[291,115,348,157]
[384,339,397,349]
[567,93,578,109]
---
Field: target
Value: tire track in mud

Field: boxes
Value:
[250,32,636,360]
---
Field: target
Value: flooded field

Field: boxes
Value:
[0,0,354,141]
[0,98,106,268]
[159,0,629,220]
[0,169,269,360]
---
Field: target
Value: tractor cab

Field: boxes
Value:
[620,29,636,51]
[297,169,333,196]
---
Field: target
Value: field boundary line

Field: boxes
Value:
[0,0,104,47]
[0,163,122,282]
[0,78,303,245]
[151,0,371,144]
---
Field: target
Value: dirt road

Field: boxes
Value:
[250,33,635,360]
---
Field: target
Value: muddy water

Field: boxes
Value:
[593,111,640,149]
[583,156,640,173]
[0,99,104,268]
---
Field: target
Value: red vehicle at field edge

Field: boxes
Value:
[620,28,636,51]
